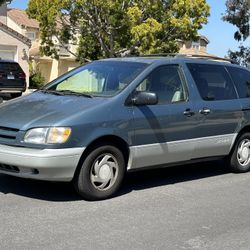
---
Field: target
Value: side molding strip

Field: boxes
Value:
[127,133,237,170]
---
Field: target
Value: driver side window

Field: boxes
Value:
[136,65,188,104]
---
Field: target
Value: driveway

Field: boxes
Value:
[0,161,250,250]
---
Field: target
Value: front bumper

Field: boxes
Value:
[0,144,85,181]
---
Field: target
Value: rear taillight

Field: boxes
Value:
[19,72,26,79]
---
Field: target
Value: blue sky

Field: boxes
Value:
[9,0,249,57]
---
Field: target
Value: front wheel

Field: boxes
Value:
[229,133,250,173]
[73,144,126,201]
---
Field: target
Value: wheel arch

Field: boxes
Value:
[73,135,130,179]
[228,126,250,173]
[230,125,250,154]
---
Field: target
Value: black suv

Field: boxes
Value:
[0,60,26,98]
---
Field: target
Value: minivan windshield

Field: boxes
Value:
[45,61,148,97]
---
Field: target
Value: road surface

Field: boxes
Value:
[0,161,250,250]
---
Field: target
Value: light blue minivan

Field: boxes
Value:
[0,55,250,200]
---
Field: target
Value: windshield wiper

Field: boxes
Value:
[56,90,93,98]
[39,89,63,96]
[40,89,93,98]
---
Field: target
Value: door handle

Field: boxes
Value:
[183,109,195,117]
[199,108,211,115]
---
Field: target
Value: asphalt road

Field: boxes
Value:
[0,161,250,250]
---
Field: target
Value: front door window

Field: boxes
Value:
[136,65,188,104]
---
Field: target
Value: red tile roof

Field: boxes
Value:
[7,8,39,29]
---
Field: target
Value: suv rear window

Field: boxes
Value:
[0,62,22,73]
[226,66,250,98]
[187,63,237,101]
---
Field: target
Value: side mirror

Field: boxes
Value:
[0,97,3,104]
[132,91,158,106]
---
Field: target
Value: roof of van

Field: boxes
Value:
[100,54,249,69]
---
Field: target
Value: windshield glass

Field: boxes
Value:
[46,61,148,97]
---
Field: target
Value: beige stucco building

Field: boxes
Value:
[7,8,80,84]
[179,35,210,55]
[0,4,31,85]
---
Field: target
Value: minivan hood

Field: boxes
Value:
[0,92,106,130]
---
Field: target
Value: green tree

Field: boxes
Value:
[0,0,11,5]
[228,45,250,67]
[29,62,45,89]
[223,0,249,41]
[27,0,210,62]
[223,0,250,66]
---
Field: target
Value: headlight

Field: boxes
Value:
[24,127,71,144]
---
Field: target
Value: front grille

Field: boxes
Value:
[0,134,16,139]
[0,127,19,132]
[0,126,19,142]
[0,165,39,175]
[0,164,20,173]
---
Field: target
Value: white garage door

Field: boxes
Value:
[0,50,15,61]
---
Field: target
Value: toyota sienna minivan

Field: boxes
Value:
[0,54,249,200]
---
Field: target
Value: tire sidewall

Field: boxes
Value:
[75,144,126,200]
[230,133,250,173]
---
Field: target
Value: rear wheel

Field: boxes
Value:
[74,144,126,200]
[229,133,250,173]
[11,93,22,99]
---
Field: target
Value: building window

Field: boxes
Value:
[191,41,200,50]
[25,32,36,41]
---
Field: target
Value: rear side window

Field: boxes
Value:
[187,63,237,101]
[227,67,250,98]
[0,63,22,73]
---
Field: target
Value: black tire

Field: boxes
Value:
[11,93,22,99]
[73,144,126,201]
[229,133,250,173]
